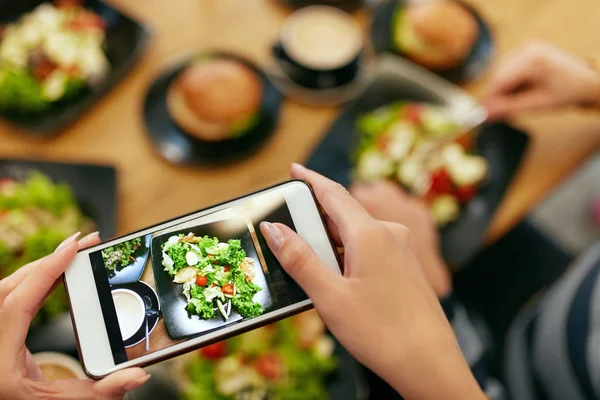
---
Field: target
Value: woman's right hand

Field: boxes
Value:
[259,164,485,400]
[483,41,600,120]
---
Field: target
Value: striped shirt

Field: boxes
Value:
[448,242,600,400]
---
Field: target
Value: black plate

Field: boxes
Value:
[370,0,493,83]
[0,0,150,136]
[106,234,152,286]
[10,159,117,354]
[276,0,366,12]
[305,58,529,266]
[143,53,282,166]
[0,159,117,239]
[110,281,161,348]
[150,218,274,340]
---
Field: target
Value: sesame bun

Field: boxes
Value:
[394,0,478,70]
[167,58,263,142]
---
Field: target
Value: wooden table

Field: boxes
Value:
[2,0,600,244]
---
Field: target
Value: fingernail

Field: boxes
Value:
[291,163,307,173]
[123,374,151,392]
[260,222,285,252]
[54,232,81,253]
[80,231,100,241]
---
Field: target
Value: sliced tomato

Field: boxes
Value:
[221,283,234,295]
[195,275,208,287]
[253,353,284,381]
[200,341,227,359]
[223,266,230,272]
[429,169,453,195]
[404,104,423,124]
[455,185,477,203]
[0,177,15,185]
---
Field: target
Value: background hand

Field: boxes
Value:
[0,232,150,400]
[260,165,485,400]
[482,41,600,120]
[350,180,451,298]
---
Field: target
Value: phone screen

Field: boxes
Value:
[87,190,309,365]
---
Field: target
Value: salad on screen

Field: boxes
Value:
[161,233,264,321]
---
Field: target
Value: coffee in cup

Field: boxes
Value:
[111,288,146,341]
[274,6,364,89]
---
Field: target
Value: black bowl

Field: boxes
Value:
[143,53,283,166]
[0,0,150,136]
[306,55,528,266]
[370,0,493,83]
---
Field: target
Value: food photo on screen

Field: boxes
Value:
[87,190,308,363]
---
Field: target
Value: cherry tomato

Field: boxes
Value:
[404,104,423,124]
[429,169,453,194]
[455,185,477,203]
[200,341,227,359]
[212,283,218,288]
[253,353,284,381]
[33,61,56,81]
[223,266,230,272]
[221,283,234,295]
[195,275,208,287]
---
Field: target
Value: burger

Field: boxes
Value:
[392,0,478,71]
[167,58,263,142]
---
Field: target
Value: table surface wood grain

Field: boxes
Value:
[2,0,600,246]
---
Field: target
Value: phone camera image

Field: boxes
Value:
[88,191,308,364]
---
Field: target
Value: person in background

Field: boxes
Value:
[350,41,600,400]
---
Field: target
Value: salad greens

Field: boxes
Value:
[101,237,142,272]
[162,233,264,320]
[182,312,337,400]
[0,172,95,325]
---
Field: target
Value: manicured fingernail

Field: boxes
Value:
[260,222,285,251]
[80,231,100,242]
[123,374,151,392]
[55,232,81,253]
[291,163,307,172]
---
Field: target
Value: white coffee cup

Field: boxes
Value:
[111,289,146,341]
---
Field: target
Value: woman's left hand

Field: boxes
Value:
[0,232,150,400]
[351,180,452,298]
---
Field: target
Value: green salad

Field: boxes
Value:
[161,233,264,320]
[180,310,337,400]
[0,1,110,114]
[0,172,95,325]
[101,237,142,272]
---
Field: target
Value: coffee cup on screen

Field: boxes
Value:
[273,6,364,89]
[111,288,146,341]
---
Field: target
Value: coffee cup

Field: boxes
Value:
[273,6,364,89]
[33,352,86,381]
[111,288,146,341]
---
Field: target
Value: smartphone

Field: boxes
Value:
[64,180,341,378]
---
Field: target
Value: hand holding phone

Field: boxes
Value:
[0,233,150,400]
[260,164,486,400]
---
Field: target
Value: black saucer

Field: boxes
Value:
[142,52,282,166]
[370,0,494,83]
[276,0,366,12]
[110,281,161,348]
[107,234,152,286]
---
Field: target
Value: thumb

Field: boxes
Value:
[31,368,150,400]
[259,222,340,302]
